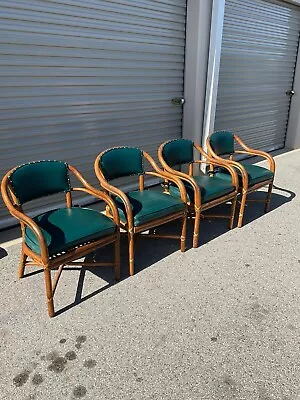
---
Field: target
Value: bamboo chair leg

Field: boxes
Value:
[128,232,135,276]
[229,197,237,229]
[193,208,200,248]
[264,181,273,213]
[44,266,55,318]
[237,190,247,228]
[18,250,27,279]
[180,212,187,252]
[114,233,121,281]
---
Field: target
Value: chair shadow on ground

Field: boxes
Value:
[23,184,296,317]
[0,247,8,260]
[235,184,295,226]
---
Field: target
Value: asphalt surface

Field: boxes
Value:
[0,149,299,400]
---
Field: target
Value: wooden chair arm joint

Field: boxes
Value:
[145,171,187,203]
[101,184,133,225]
[12,210,48,259]
[234,135,275,172]
[163,167,201,204]
[72,186,120,226]
[228,160,249,187]
[207,160,238,189]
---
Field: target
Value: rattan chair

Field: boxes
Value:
[158,139,239,248]
[1,160,120,317]
[94,146,188,276]
[206,131,275,227]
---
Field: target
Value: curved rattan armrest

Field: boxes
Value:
[159,165,202,207]
[72,187,120,226]
[234,135,275,172]
[214,158,249,188]
[69,165,120,225]
[193,158,239,190]
[1,173,49,260]
[142,150,188,202]
[13,210,48,260]
[164,169,201,206]
[233,147,275,175]
[235,150,275,174]
[141,151,187,202]
[193,143,238,188]
[206,138,249,188]
[93,159,134,226]
[158,144,201,205]
[145,171,187,203]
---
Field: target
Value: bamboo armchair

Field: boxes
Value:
[158,139,239,248]
[1,160,120,317]
[94,146,188,276]
[206,131,275,227]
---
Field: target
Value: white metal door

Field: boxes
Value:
[0,0,186,228]
[214,0,300,151]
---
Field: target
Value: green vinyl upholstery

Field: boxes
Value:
[162,139,194,167]
[99,147,144,181]
[214,164,274,187]
[169,175,235,204]
[114,190,185,226]
[25,207,116,256]
[209,131,234,156]
[8,161,71,204]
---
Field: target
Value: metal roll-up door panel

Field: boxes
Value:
[214,0,300,152]
[0,0,186,229]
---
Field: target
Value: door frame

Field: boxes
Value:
[285,0,300,149]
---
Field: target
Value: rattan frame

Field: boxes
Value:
[1,163,121,318]
[206,133,276,228]
[94,148,188,276]
[158,140,239,248]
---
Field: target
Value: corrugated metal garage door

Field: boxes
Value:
[0,0,186,229]
[214,0,300,151]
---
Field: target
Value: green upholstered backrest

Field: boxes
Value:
[209,131,234,156]
[8,161,71,204]
[162,139,194,167]
[99,147,144,180]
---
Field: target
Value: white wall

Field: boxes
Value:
[182,0,213,145]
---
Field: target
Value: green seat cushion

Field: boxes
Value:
[114,190,185,226]
[214,164,274,186]
[169,175,235,204]
[25,207,116,256]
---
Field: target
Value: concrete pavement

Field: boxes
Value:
[0,149,299,400]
